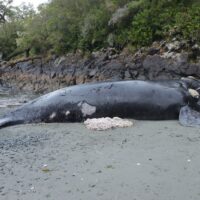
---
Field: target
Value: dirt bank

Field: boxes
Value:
[1,121,200,200]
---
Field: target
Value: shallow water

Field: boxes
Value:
[0,86,36,115]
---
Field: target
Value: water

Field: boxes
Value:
[0,86,36,116]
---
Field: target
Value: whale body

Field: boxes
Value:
[1,78,200,128]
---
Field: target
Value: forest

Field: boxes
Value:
[0,0,200,60]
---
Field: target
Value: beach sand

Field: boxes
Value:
[0,120,200,200]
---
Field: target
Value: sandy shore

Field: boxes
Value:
[0,120,200,200]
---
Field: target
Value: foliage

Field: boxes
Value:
[79,6,110,50]
[0,0,14,23]
[0,0,200,59]
[0,22,19,57]
[0,1,35,59]
[128,0,200,46]
[175,5,200,42]
[17,5,50,55]
[129,6,176,46]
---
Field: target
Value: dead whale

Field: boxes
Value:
[0,78,200,128]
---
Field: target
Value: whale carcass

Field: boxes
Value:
[0,77,200,128]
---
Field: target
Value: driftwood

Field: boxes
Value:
[4,56,42,68]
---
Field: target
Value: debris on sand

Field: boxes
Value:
[84,117,133,131]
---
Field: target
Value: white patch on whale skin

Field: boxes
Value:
[78,102,82,107]
[65,111,70,116]
[49,112,56,120]
[188,89,199,99]
[79,102,96,117]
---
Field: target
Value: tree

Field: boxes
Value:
[0,1,35,59]
[0,0,14,23]
[1,0,200,59]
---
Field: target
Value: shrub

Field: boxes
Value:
[175,5,200,43]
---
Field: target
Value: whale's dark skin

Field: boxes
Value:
[1,78,200,128]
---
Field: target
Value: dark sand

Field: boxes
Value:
[0,120,200,200]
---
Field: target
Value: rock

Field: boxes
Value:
[182,63,199,76]
[147,47,160,55]
[98,59,124,80]
[50,72,56,79]
[54,56,66,67]
[137,75,146,80]
[130,70,138,78]
[192,44,200,51]
[162,52,176,59]
[166,41,182,52]
[1,41,200,93]
[174,53,188,65]
[89,69,97,77]
[143,55,170,79]
[191,44,200,59]
[124,70,132,79]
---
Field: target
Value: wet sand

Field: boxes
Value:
[0,120,200,200]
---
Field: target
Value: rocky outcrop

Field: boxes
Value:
[0,40,200,94]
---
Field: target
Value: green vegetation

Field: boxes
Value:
[0,0,200,59]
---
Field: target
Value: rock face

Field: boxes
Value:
[0,40,200,93]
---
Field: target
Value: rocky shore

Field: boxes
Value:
[0,39,200,93]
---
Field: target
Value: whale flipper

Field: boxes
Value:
[179,106,200,127]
